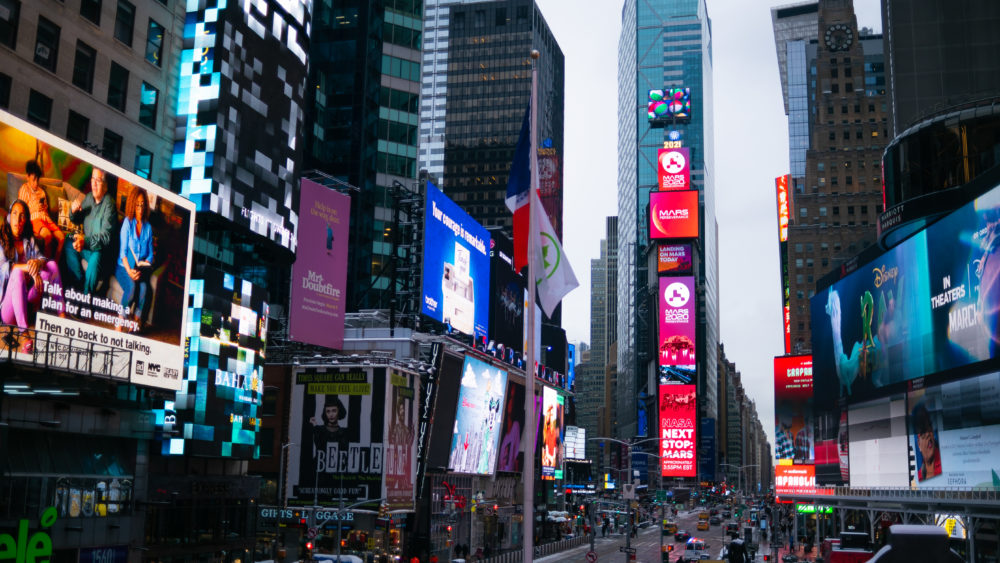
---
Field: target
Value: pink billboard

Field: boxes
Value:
[649,190,699,240]
[657,147,690,190]
[657,243,692,274]
[288,179,350,349]
[659,383,696,477]
[658,276,696,366]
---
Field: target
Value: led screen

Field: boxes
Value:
[287,366,387,508]
[647,88,692,121]
[288,179,350,349]
[847,396,910,487]
[172,0,309,250]
[540,385,565,480]
[811,182,1000,397]
[773,355,814,464]
[659,383,696,477]
[421,182,490,339]
[383,369,419,511]
[776,175,790,242]
[658,243,692,274]
[908,371,1000,489]
[658,276,696,367]
[448,356,508,475]
[649,190,699,240]
[0,111,195,391]
[565,426,586,460]
[169,267,269,458]
[427,354,464,468]
[699,418,715,481]
[489,233,524,354]
[496,381,526,472]
[657,148,691,190]
[774,465,824,501]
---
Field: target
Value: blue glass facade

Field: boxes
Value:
[617,0,718,450]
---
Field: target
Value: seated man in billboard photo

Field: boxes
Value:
[115,187,154,333]
[18,160,66,258]
[913,403,942,481]
[63,167,117,297]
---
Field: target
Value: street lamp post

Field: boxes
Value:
[719,463,760,497]
[278,442,297,508]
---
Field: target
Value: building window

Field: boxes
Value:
[72,40,96,92]
[822,258,829,267]
[133,145,152,179]
[102,128,122,163]
[114,0,134,46]
[495,7,506,25]
[795,259,803,268]
[800,207,807,217]
[0,72,9,108]
[80,0,101,25]
[34,16,60,72]
[66,110,89,145]
[27,89,52,128]
[0,0,21,48]
[830,68,838,78]
[831,83,839,94]
[841,104,847,114]
[828,131,835,141]
[107,62,128,111]
[262,386,279,416]
[860,205,868,214]
[794,243,803,253]
[258,427,274,457]
[831,176,839,186]
[846,176,853,185]
[139,81,158,129]
[832,206,840,215]
[826,106,833,115]
[145,18,163,66]
[817,162,825,171]
[819,207,827,217]
[845,82,853,91]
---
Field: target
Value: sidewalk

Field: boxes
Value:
[757,541,820,562]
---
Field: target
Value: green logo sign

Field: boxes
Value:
[0,507,56,563]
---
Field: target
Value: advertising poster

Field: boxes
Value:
[908,372,1000,489]
[773,355,814,464]
[658,276,696,367]
[167,267,268,458]
[421,182,490,339]
[847,396,910,488]
[774,465,826,501]
[647,87,692,121]
[649,190,699,240]
[496,381,526,472]
[448,356,508,475]
[384,368,419,511]
[564,425,586,460]
[540,385,565,480]
[414,342,443,499]
[489,233,524,355]
[288,179,350,350]
[0,111,195,390]
[427,354,464,469]
[657,148,691,190]
[287,366,386,508]
[657,243,692,274]
[776,175,790,242]
[699,418,716,481]
[658,383,696,477]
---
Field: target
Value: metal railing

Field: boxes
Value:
[0,325,131,381]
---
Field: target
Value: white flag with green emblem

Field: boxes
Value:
[530,189,578,317]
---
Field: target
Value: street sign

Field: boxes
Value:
[586,550,598,562]
[307,527,318,539]
[619,547,636,554]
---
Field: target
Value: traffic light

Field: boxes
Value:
[304,540,314,558]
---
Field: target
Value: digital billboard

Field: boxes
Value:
[172,0,308,250]
[774,465,826,501]
[427,354,464,469]
[287,366,387,508]
[288,179,350,350]
[658,277,696,367]
[848,396,910,487]
[540,385,565,480]
[657,148,691,190]
[658,383,696,477]
[647,88,692,122]
[165,267,269,458]
[489,233,524,354]
[421,182,490,339]
[565,425,586,461]
[0,111,195,391]
[649,190,699,240]
[908,371,1000,489]
[657,243,692,274]
[538,149,563,240]
[384,368,419,511]
[776,175,790,242]
[811,181,1000,398]
[699,418,716,481]
[496,381,526,472]
[448,356,508,475]
[774,355,814,464]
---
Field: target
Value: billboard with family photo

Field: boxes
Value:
[0,111,195,390]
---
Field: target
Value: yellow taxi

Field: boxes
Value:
[663,521,678,534]
[696,519,710,531]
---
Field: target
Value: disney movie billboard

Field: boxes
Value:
[448,356,508,475]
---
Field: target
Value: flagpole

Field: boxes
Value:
[523,48,540,563]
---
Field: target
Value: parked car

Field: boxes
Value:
[675,529,691,542]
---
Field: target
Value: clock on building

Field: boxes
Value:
[824,23,854,51]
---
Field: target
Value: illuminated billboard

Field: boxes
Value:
[773,355,814,464]
[775,465,824,500]
[496,381,526,472]
[657,148,691,190]
[384,369,419,511]
[776,175,790,242]
[538,150,563,239]
[565,425,586,460]
[657,243,692,274]
[288,179,350,350]
[287,366,387,508]
[421,182,490,339]
[848,396,910,487]
[448,356,508,475]
[659,384,696,477]
[658,277,696,367]
[540,385,565,480]
[647,88,692,121]
[172,0,308,250]
[908,371,1000,489]
[166,267,269,458]
[0,111,195,391]
[649,190,699,240]
[489,233,524,355]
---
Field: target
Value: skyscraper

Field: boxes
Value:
[617,0,719,456]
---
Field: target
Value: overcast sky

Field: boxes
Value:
[535,0,882,448]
